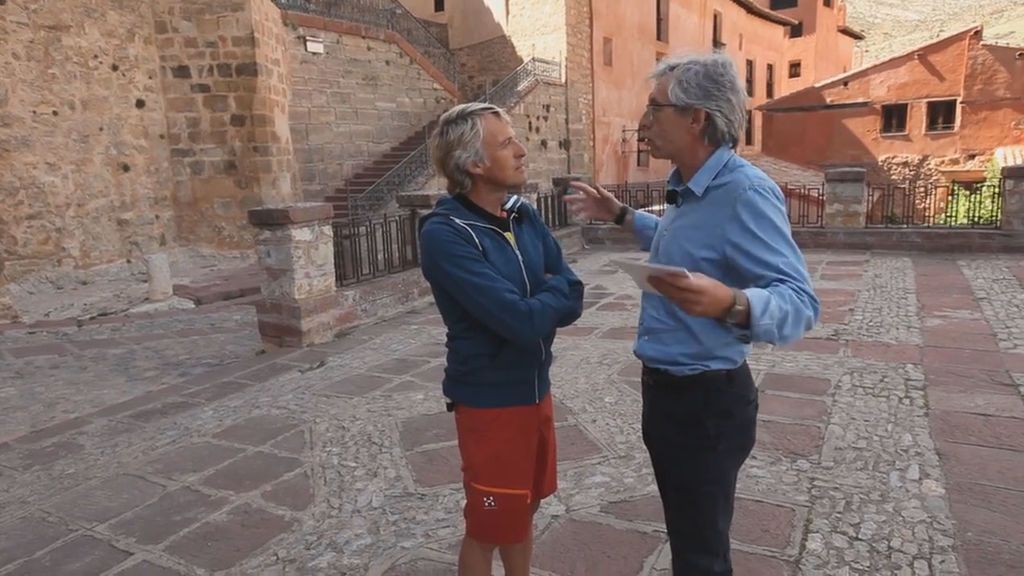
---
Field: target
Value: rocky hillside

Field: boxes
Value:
[845,0,1024,65]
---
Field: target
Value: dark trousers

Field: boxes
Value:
[641,363,758,576]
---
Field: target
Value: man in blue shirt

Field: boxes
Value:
[565,54,818,575]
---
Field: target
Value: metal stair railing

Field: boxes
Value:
[347,57,562,217]
[274,0,459,85]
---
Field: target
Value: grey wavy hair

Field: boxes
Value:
[650,53,748,149]
[430,102,512,195]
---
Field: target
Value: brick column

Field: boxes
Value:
[1001,165,1024,232]
[247,203,338,348]
[824,168,867,228]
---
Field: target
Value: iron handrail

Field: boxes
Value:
[273,0,459,85]
[348,57,562,217]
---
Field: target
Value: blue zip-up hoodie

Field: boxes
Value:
[418,195,584,408]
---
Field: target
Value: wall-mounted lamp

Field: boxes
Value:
[304,36,325,54]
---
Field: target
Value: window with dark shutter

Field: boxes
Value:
[880,103,909,134]
[656,0,669,42]
[745,59,755,97]
[926,100,957,132]
[713,11,725,51]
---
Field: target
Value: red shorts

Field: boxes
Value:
[453,393,557,545]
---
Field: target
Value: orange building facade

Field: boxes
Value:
[760,26,1024,183]
[592,0,860,184]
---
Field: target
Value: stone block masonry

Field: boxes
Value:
[2,0,304,313]
[0,0,176,284]
[153,0,301,251]
[508,82,571,192]
[248,203,339,348]
[286,23,456,202]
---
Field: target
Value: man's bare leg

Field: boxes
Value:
[497,499,542,576]
[458,537,497,576]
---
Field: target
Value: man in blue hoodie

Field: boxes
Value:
[418,102,584,576]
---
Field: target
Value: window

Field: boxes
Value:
[745,59,755,97]
[656,0,669,42]
[788,60,802,78]
[926,99,958,132]
[434,0,444,13]
[745,111,754,146]
[790,21,804,38]
[770,0,798,9]
[881,103,909,134]
[766,63,775,99]
[603,37,614,67]
[712,11,725,51]
[824,0,833,6]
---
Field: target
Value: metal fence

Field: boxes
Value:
[780,182,825,228]
[273,0,459,84]
[601,181,669,217]
[332,196,575,286]
[535,193,571,230]
[479,57,562,105]
[599,181,825,227]
[866,181,1003,228]
[332,211,419,286]
[348,57,562,217]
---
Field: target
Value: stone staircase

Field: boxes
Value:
[339,57,563,220]
[324,121,436,220]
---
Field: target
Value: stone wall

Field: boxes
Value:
[453,35,523,99]
[0,0,175,286]
[287,23,456,202]
[508,81,571,193]
[564,0,594,176]
[153,0,300,251]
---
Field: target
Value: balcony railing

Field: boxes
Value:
[332,211,419,286]
[274,0,459,85]
[866,181,1003,228]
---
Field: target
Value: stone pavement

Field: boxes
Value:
[1,249,1023,575]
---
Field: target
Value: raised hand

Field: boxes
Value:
[561,181,623,223]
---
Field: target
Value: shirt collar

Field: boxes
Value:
[666,146,735,199]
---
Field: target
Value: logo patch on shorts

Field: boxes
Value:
[483,495,497,510]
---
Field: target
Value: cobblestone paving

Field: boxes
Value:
[0,249,1022,575]
[959,258,1024,353]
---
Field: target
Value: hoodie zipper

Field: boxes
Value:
[451,215,543,404]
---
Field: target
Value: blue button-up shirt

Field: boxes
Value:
[632,146,819,376]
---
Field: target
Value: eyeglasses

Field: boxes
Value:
[645,103,683,116]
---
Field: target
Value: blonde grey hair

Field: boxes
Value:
[429,102,512,195]
[651,53,748,149]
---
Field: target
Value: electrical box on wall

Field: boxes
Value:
[304,36,325,54]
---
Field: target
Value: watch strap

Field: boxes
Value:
[612,205,630,226]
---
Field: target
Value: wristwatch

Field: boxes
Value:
[724,288,749,325]
[613,205,631,226]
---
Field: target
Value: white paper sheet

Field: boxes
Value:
[611,258,693,294]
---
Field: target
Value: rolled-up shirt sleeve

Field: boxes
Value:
[631,210,660,252]
[725,185,819,345]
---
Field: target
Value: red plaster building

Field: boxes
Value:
[593,0,861,184]
[760,25,1024,184]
